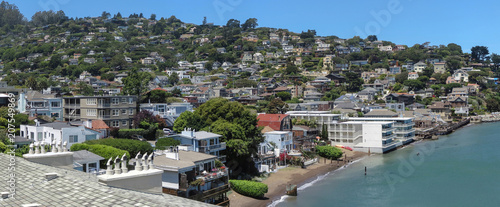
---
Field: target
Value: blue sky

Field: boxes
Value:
[9,0,500,54]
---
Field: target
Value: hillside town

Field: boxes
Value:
[1,1,500,206]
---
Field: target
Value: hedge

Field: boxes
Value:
[84,138,153,157]
[70,143,130,166]
[229,180,268,198]
[155,137,180,150]
[116,129,147,139]
[315,145,343,160]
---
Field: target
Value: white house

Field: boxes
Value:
[408,72,419,80]
[259,131,293,155]
[20,120,101,149]
[328,121,399,153]
[413,61,426,73]
[452,69,469,82]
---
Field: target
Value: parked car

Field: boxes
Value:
[163,128,173,135]
[131,135,146,141]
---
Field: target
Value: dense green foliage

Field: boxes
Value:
[84,138,153,157]
[155,137,180,150]
[315,145,343,160]
[70,143,130,166]
[229,180,268,198]
[174,98,264,176]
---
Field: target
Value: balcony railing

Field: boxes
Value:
[188,184,230,201]
[394,129,416,134]
[209,142,226,150]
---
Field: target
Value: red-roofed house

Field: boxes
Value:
[92,120,110,138]
[257,114,292,131]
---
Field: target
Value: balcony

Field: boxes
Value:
[188,183,230,202]
[199,143,226,153]
[97,115,111,119]
[209,142,226,151]
[195,169,228,183]
[218,155,227,162]
[393,122,415,127]
[96,103,111,108]
[394,129,416,134]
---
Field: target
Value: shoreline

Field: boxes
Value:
[229,119,498,207]
[228,150,368,207]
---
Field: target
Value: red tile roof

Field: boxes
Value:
[257,114,289,131]
[92,120,109,129]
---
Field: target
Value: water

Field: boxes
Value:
[276,122,500,207]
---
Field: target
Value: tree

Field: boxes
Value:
[25,76,36,90]
[344,72,364,92]
[101,11,110,19]
[241,18,258,30]
[321,124,328,141]
[155,137,180,150]
[226,19,240,28]
[168,72,179,85]
[148,90,170,103]
[202,16,207,25]
[0,1,25,28]
[122,68,152,99]
[403,80,425,91]
[396,71,409,84]
[367,35,378,42]
[173,111,203,133]
[471,46,489,62]
[150,14,156,21]
[285,64,299,75]
[445,56,462,72]
[174,98,264,176]
[276,92,291,101]
[266,98,288,114]
[115,12,122,19]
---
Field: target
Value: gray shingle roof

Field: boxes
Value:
[72,150,104,164]
[0,154,214,207]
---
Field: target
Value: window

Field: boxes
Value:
[87,98,97,105]
[87,109,97,116]
[69,135,78,143]
[122,109,127,115]
[112,98,119,105]
[111,121,119,127]
[129,98,133,104]
[122,120,127,126]
[30,132,34,140]
[112,109,119,116]
[129,109,134,115]
[51,101,61,108]
[121,98,127,103]
[85,135,96,141]
[37,132,43,141]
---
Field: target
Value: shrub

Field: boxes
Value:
[229,180,268,198]
[117,129,147,139]
[155,137,180,150]
[315,145,343,160]
[70,143,130,166]
[84,138,153,157]
[0,142,7,153]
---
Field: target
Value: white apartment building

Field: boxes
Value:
[348,117,415,145]
[328,121,398,153]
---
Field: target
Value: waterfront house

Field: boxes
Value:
[169,128,226,163]
[428,101,452,122]
[153,149,230,206]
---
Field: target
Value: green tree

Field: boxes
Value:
[266,98,288,114]
[367,35,378,42]
[276,92,291,101]
[241,18,258,31]
[148,90,170,103]
[150,14,156,21]
[174,98,264,176]
[122,68,152,99]
[344,72,364,92]
[471,46,489,62]
[168,72,179,85]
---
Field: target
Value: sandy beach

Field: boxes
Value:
[228,150,368,207]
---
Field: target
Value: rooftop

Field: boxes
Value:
[153,150,216,169]
[73,150,105,164]
[0,153,213,207]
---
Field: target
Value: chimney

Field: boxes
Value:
[34,119,40,127]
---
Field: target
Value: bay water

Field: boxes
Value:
[275,122,500,207]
